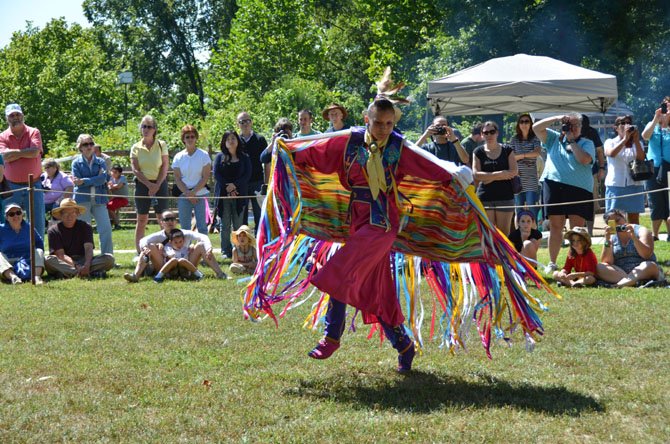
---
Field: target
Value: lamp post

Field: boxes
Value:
[118,71,134,132]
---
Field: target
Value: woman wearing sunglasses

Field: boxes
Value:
[510,114,542,221]
[603,116,646,224]
[172,125,212,234]
[130,115,169,253]
[71,134,113,255]
[472,121,519,232]
[0,203,45,284]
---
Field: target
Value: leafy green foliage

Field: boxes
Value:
[0,19,124,151]
[2,1,670,150]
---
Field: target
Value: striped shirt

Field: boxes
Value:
[508,135,542,192]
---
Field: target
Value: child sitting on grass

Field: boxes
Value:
[507,209,542,265]
[153,228,204,283]
[229,225,257,275]
[553,226,597,287]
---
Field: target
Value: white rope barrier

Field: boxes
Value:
[482,185,670,211]
[9,182,669,207]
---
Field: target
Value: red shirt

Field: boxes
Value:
[562,249,598,273]
[0,124,43,183]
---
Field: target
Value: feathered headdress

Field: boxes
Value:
[373,67,410,123]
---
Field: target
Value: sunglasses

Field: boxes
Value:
[238,119,251,125]
[482,129,497,135]
[162,217,177,222]
[184,134,197,140]
[519,120,531,124]
[80,142,94,147]
[141,124,155,130]
[6,210,23,217]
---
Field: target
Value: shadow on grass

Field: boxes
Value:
[288,370,604,416]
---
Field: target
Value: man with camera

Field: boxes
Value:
[415,116,469,166]
[533,113,595,273]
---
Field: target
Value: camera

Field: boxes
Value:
[662,102,668,114]
[560,116,572,133]
[615,225,627,232]
[626,125,637,133]
[433,126,446,135]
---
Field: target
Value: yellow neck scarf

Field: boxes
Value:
[364,131,390,199]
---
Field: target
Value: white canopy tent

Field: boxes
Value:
[427,54,618,116]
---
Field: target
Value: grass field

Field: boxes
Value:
[1,219,669,442]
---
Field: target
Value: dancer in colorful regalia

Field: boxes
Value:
[244,74,557,374]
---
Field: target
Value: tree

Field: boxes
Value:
[83,0,238,114]
[0,19,124,148]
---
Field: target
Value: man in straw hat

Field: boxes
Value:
[552,226,597,287]
[44,198,115,279]
[322,103,349,133]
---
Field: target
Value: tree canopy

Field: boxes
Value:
[1,0,669,149]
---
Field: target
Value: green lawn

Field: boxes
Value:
[1,218,668,442]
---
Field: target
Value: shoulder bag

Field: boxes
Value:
[628,158,654,181]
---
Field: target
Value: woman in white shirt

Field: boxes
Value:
[172,125,212,234]
[604,116,646,224]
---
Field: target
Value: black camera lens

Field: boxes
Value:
[434,126,446,135]
[561,123,571,132]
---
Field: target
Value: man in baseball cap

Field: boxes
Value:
[0,103,46,237]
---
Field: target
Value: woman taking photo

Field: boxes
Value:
[509,114,542,220]
[641,98,670,240]
[72,134,113,255]
[604,116,646,224]
[472,121,519,232]
[213,130,251,258]
[172,125,212,234]
[130,115,169,253]
[597,209,662,287]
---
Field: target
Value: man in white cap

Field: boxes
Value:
[44,198,115,279]
[0,104,46,237]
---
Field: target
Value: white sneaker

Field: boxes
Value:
[544,262,558,274]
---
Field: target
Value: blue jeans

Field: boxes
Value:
[78,201,114,255]
[246,180,263,232]
[219,199,244,257]
[177,195,208,234]
[514,189,539,220]
[6,181,45,236]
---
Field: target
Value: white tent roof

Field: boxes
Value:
[427,54,618,115]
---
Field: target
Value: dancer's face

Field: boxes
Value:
[366,108,395,141]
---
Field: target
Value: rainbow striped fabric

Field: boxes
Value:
[243,130,559,358]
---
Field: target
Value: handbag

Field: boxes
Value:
[171,183,182,197]
[628,158,654,181]
[511,175,522,194]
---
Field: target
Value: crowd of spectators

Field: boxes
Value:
[0,99,668,287]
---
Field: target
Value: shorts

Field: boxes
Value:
[542,179,593,220]
[134,179,169,215]
[645,172,670,221]
[481,199,515,213]
[107,197,129,211]
[604,185,645,214]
